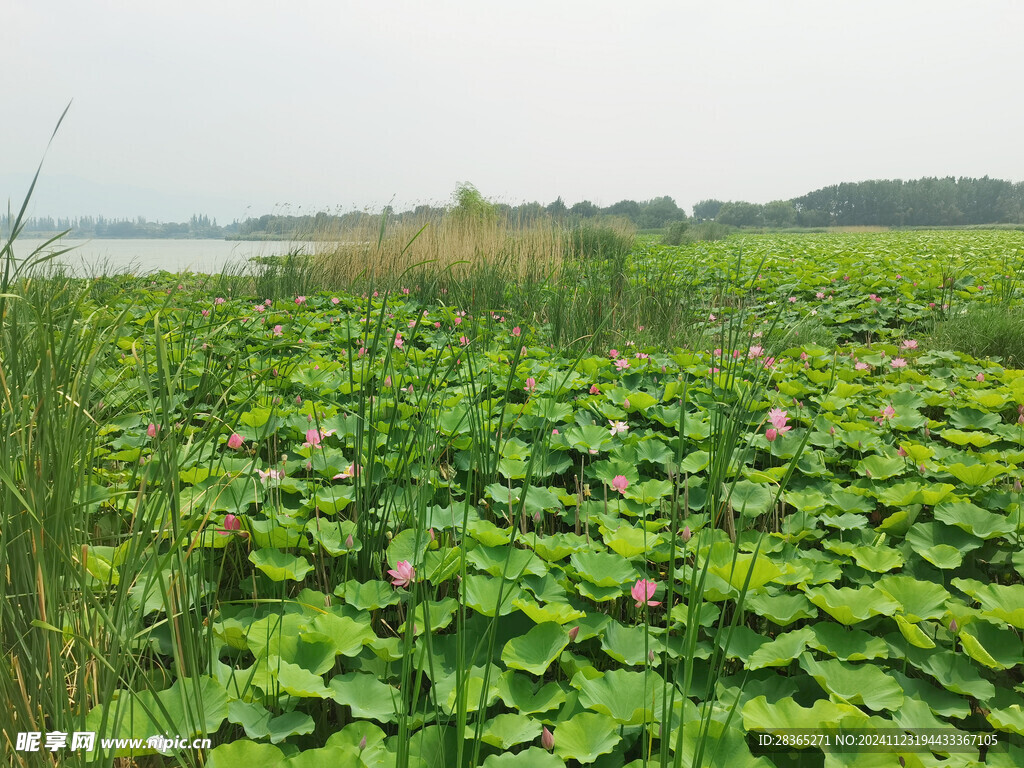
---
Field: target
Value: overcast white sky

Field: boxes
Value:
[4,0,1023,223]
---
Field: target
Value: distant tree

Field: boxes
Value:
[638,196,685,229]
[761,200,797,228]
[605,199,641,222]
[450,183,497,225]
[546,197,568,218]
[692,199,724,221]
[716,201,762,228]
[569,200,600,218]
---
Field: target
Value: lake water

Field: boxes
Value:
[7,238,312,275]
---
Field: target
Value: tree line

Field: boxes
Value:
[694,176,1024,228]
[6,176,1024,240]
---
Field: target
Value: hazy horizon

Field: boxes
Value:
[5,1,1023,224]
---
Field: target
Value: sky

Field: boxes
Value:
[4,0,1023,224]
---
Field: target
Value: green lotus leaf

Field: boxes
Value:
[830,490,875,514]
[512,597,585,625]
[466,518,512,547]
[328,672,400,722]
[227,700,273,740]
[808,622,888,661]
[311,484,354,513]
[987,705,1024,736]
[599,620,662,665]
[467,544,548,579]
[494,671,566,714]
[745,627,815,670]
[906,522,981,569]
[502,622,570,676]
[949,407,1001,431]
[602,524,663,558]
[85,676,228,756]
[551,712,621,763]
[249,548,314,582]
[876,577,952,627]
[249,518,304,549]
[742,591,818,625]
[728,480,775,517]
[432,664,501,715]
[855,454,906,480]
[634,438,674,466]
[625,478,674,504]
[481,747,565,767]
[894,614,936,649]
[386,528,430,570]
[461,574,522,617]
[574,669,666,724]
[532,532,589,561]
[886,635,996,702]
[208,741,286,768]
[960,621,1023,669]
[336,578,400,611]
[944,461,1007,486]
[670,716,781,768]
[803,584,899,625]
[424,546,463,583]
[570,551,637,587]
[799,654,904,711]
[939,429,1000,447]
[706,544,784,591]
[309,612,377,657]
[933,500,1015,539]
[850,544,904,572]
[784,487,827,512]
[742,694,864,732]
[678,450,711,473]
[267,711,317,745]
[403,597,458,634]
[305,517,355,555]
[952,580,1024,629]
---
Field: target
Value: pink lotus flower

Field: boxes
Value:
[891,358,908,369]
[902,339,918,350]
[147,422,158,438]
[273,325,283,336]
[304,428,322,448]
[512,326,521,337]
[748,345,765,359]
[767,408,791,435]
[295,295,306,305]
[815,292,825,299]
[609,349,619,359]
[201,308,210,317]
[333,463,361,480]
[541,726,554,751]
[220,514,241,536]
[611,475,629,494]
[258,467,285,485]
[976,373,985,382]
[214,297,225,305]
[387,560,415,588]
[609,420,628,437]
[227,433,245,450]
[589,384,600,395]
[765,427,778,442]
[881,405,896,420]
[631,579,661,608]
[394,333,404,349]
[855,361,870,371]
[524,377,536,392]
[614,358,629,370]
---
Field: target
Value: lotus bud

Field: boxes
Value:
[949,619,958,634]
[345,534,354,549]
[533,511,541,523]
[359,736,367,751]
[428,528,436,541]
[1015,479,1023,493]
[541,726,554,751]
[649,649,656,663]
[568,626,579,642]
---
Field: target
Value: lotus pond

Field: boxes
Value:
[5,231,1024,767]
